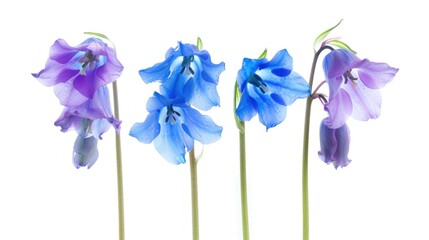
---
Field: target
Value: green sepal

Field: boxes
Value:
[313,19,343,51]
[258,48,267,59]
[197,37,203,51]
[233,81,245,133]
[327,39,356,53]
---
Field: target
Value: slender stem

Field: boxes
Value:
[189,148,199,240]
[112,80,125,240]
[239,121,249,240]
[302,47,327,240]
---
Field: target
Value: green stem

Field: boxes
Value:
[302,47,326,240]
[239,121,249,240]
[112,80,125,240]
[189,148,199,240]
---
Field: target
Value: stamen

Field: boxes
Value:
[79,50,99,75]
[180,55,195,75]
[248,74,269,94]
[165,104,181,124]
[343,69,358,84]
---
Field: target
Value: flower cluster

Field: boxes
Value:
[33,37,123,168]
[235,49,310,130]
[130,41,225,164]
[317,47,398,168]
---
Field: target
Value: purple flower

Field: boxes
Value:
[235,49,310,130]
[139,42,225,111]
[32,38,123,107]
[318,121,351,169]
[322,49,398,128]
[129,92,222,164]
[55,86,121,168]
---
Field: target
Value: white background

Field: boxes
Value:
[1,0,427,240]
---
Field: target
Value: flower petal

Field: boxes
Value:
[355,59,398,89]
[342,79,382,121]
[73,135,99,169]
[323,88,353,129]
[180,108,222,144]
[129,112,161,144]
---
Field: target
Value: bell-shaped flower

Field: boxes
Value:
[138,42,225,111]
[318,121,351,169]
[32,38,123,107]
[235,49,310,130]
[54,86,121,168]
[129,92,222,164]
[322,48,398,128]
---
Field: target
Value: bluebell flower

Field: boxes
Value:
[32,38,123,107]
[322,48,398,128]
[138,42,225,111]
[318,121,351,169]
[235,49,310,130]
[55,86,121,168]
[129,92,222,164]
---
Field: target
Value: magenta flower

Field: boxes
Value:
[322,49,398,128]
[318,121,351,169]
[55,86,121,168]
[32,38,123,107]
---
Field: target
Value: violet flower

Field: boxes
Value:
[322,48,398,129]
[55,86,121,168]
[32,38,123,107]
[318,121,351,169]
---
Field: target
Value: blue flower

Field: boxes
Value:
[32,38,123,107]
[235,49,310,130]
[138,42,225,111]
[129,92,222,164]
[54,86,120,168]
[318,121,351,169]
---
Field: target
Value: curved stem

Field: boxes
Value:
[189,148,199,240]
[112,80,125,240]
[239,121,249,240]
[302,47,328,240]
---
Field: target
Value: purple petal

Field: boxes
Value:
[323,89,353,129]
[355,59,398,89]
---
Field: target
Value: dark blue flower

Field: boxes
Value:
[32,38,123,107]
[138,42,225,111]
[235,49,310,130]
[55,86,121,168]
[129,92,222,164]
[318,121,351,169]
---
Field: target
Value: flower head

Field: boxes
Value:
[322,48,398,128]
[138,42,225,111]
[54,86,121,168]
[235,49,310,130]
[318,121,351,169]
[32,38,123,107]
[129,92,222,164]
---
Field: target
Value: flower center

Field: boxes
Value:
[248,74,269,94]
[165,104,181,124]
[343,69,358,84]
[180,55,195,75]
[79,50,99,75]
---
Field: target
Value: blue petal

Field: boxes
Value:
[181,108,222,144]
[236,89,258,122]
[153,120,190,165]
[237,58,265,90]
[139,55,176,84]
[196,51,225,85]
[185,76,220,111]
[259,49,292,71]
[261,71,310,106]
[247,85,287,130]
[129,112,161,144]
